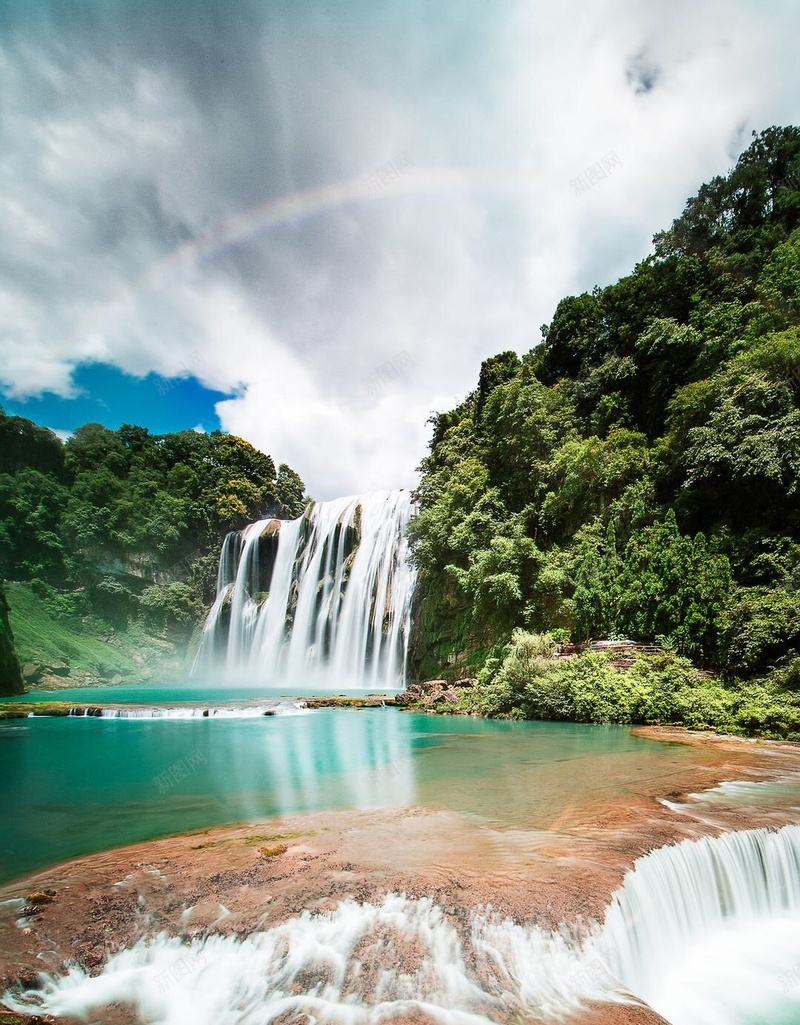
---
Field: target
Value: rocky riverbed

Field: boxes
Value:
[1,728,799,1024]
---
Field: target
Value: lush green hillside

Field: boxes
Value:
[0,580,23,695]
[0,417,307,688]
[408,126,800,735]
[4,582,195,688]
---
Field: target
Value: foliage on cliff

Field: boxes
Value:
[409,127,800,715]
[0,416,307,680]
[0,580,24,695]
[5,581,191,689]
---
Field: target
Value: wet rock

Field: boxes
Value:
[44,664,70,678]
[17,973,41,991]
[0,1012,57,1024]
[24,891,56,907]
[395,680,460,708]
[394,684,422,706]
[259,519,282,539]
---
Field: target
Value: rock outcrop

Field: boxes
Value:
[395,678,477,710]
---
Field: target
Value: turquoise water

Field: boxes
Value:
[2,684,396,704]
[4,704,798,1025]
[0,707,680,884]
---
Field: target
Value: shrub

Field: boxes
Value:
[477,629,559,718]
[553,653,635,723]
[624,651,702,723]
[672,680,737,732]
[139,582,202,635]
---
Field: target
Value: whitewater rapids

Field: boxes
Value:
[7,825,800,1024]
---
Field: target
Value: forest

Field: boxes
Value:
[407,127,800,736]
[0,419,305,692]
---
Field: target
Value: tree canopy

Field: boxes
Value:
[410,128,800,694]
[0,415,307,628]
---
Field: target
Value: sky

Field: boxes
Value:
[1,0,799,499]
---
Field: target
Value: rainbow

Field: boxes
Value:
[143,163,563,286]
[83,162,564,362]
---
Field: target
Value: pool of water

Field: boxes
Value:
[0,707,697,884]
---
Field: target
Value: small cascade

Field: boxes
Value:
[595,824,800,1023]
[62,703,307,719]
[194,490,416,689]
[10,824,800,1024]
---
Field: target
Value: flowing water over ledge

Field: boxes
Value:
[4,709,800,1024]
[5,826,800,1025]
[194,490,417,689]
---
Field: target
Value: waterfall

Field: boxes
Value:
[10,824,800,1024]
[595,824,800,1024]
[194,490,416,689]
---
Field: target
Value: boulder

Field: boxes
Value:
[396,679,460,709]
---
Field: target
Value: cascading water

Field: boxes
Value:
[595,824,800,1024]
[193,490,416,689]
[10,824,800,1024]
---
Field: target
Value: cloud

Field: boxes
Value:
[625,51,662,95]
[1,0,800,497]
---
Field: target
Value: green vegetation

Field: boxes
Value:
[0,702,75,719]
[300,696,397,708]
[409,127,800,737]
[190,831,308,850]
[0,416,307,687]
[418,631,800,740]
[0,580,23,695]
[5,582,193,687]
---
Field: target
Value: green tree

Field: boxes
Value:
[139,582,202,636]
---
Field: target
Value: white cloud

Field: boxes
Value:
[1,0,799,497]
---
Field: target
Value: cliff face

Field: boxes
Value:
[0,581,24,695]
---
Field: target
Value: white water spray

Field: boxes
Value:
[10,825,800,1024]
[194,491,416,689]
[597,823,800,1024]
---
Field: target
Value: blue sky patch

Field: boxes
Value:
[0,363,233,439]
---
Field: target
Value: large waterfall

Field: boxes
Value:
[193,490,416,689]
[10,824,800,1023]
